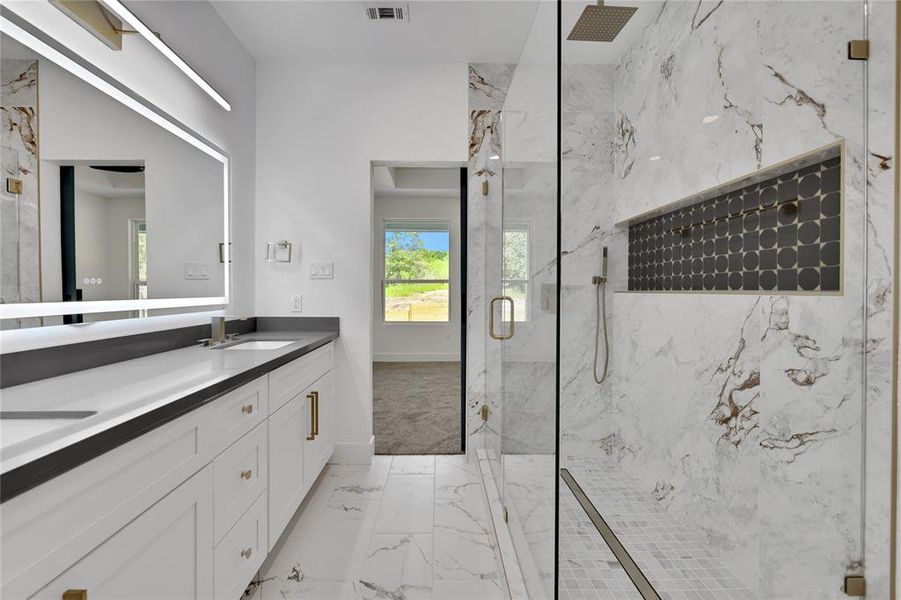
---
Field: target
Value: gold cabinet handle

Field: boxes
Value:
[306,392,316,440]
[63,591,87,600]
[312,391,319,438]
[240,469,252,480]
[489,296,515,340]
[240,547,252,559]
[241,404,254,415]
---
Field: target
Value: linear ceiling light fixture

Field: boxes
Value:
[97,0,231,111]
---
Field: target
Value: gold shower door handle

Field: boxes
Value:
[306,392,316,440]
[489,296,515,340]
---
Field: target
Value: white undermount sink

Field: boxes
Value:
[224,340,295,350]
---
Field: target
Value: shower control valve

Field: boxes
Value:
[592,275,607,285]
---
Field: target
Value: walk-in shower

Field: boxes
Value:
[472,1,897,599]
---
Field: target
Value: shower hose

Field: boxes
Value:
[593,278,609,384]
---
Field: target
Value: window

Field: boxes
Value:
[384,222,450,322]
[503,225,529,322]
[130,219,147,302]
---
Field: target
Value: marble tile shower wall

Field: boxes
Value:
[0,59,41,330]
[561,1,896,599]
[467,63,514,462]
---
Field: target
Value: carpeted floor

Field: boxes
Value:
[372,361,462,455]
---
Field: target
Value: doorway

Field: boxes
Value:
[371,163,467,454]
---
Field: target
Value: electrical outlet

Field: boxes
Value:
[291,294,303,313]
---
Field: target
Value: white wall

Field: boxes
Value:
[1,0,255,349]
[372,194,461,362]
[255,62,468,459]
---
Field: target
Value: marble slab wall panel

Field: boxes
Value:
[555,1,895,598]
[1,60,40,328]
[559,64,622,462]
[467,64,514,464]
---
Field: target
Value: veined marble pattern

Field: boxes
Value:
[1,59,40,325]
[557,1,894,598]
[248,455,505,600]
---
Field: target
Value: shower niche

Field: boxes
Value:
[626,142,843,293]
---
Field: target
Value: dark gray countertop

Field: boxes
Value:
[0,328,337,502]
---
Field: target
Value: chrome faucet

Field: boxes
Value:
[211,316,227,345]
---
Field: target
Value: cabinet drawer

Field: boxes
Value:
[212,376,268,454]
[19,465,213,600]
[269,343,333,414]
[214,492,266,600]
[213,421,267,543]
[1,405,213,599]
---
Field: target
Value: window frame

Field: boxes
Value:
[502,220,531,323]
[381,218,452,324]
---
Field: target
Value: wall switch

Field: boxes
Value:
[184,262,210,280]
[310,261,334,279]
[291,294,303,313]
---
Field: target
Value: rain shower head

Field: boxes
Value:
[567,1,637,42]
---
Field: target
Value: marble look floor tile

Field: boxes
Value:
[356,533,433,600]
[287,499,379,582]
[433,530,499,581]
[435,455,482,499]
[374,475,435,533]
[389,455,436,475]
[432,579,505,600]
[322,457,392,499]
[434,495,491,536]
[258,579,354,600]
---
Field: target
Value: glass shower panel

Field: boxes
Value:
[558,1,874,599]
[496,1,559,597]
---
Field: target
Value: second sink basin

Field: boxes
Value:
[224,340,294,351]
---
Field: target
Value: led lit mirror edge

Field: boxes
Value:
[0,10,231,321]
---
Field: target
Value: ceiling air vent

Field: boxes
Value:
[365,3,409,22]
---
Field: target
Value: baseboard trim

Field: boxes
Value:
[373,353,460,362]
[329,436,375,464]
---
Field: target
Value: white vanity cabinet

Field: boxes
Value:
[267,346,335,550]
[0,341,336,600]
[29,465,214,600]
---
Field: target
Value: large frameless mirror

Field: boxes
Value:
[0,13,229,329]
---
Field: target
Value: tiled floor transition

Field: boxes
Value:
[245,455,505,600]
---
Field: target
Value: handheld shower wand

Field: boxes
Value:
[592,247,609,384]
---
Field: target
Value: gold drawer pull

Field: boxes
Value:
[306,392,316,441]
[312,391,320,437]
[63,591,87,600]
[240,547,252,559]
[241,404,254,415]
[240,469,252,480]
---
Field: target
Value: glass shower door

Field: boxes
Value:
[494,2,560,597]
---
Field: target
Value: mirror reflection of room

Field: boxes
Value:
[0,32,225,329]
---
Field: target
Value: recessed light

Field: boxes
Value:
[702,115,720,124]
[489,154,500,160]
[649,155,662,161]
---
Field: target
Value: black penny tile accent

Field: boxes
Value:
[627,152,841,293]
[778,269,798,290]
[820,265,840,291]
[798,221,820,244]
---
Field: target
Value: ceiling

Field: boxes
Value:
[212,0,661,65]
[373,165,459,199]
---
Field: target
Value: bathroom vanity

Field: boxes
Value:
[0,323,338,599]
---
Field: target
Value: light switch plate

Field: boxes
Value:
[184,262,210,280]
[310,261,334,279]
